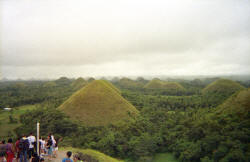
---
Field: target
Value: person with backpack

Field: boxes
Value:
[46,136,53,161]
[15,137,21,162]
[6,138,15,162]
[27,133,36,159]
[19,135,29,162]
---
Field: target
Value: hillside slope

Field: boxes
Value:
[217,88,250,117]
[202,79,244,96]
[144,79,185,91]
[71,77,87,90]
[58,80,138,126]
[61,147,123,162]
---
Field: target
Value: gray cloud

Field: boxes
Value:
[1,0,250,79]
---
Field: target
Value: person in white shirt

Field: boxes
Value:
[39,137,45,155]
[27,132,36,159]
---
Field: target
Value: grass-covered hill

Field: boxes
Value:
[58,80,138,126]
[202,79,244,96]
[114,78,144,89]
[101,80,121,94]
[144,79,185,91]
[62,147,123,162]
[70,77,87,90]
[217,88,250,117]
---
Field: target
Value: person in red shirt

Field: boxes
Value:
[15,137,21,162]
[6,138,15,162]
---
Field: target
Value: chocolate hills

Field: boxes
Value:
[144,79,185,91]
[116,77,144,88]
[217,88,250,117]
[202,79,244,96]
[71,77,87,90]
[58,80,138,126]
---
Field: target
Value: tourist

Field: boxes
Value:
[46,136,53,161]
[27,133,36,159]
[6,138,15,162]
[15,137,21,162]
[62,151,73,162]
[48,133,56,158]
[53,137,62,158]
[19,135,29,162]
[39,138,45,155]
[0,140,6,162]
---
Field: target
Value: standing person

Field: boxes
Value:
[6,138,15,162]
[0,140,7,162]
[15,137,21,162]
[62,151,73,162]
[39,137,45,155]
[27,133,36,159]
[53,138,62,158]
[48,133,56,158]
[46,136,53,161]
[19,135,29,162]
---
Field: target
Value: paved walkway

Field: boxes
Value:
[44,151,66,162]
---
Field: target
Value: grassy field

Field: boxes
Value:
[153,153,179,162]
[61,147,123,162]
[0,104,37,138]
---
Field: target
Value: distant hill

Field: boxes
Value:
[101,80,121,94]
[43,81,57,87]
[217,88,250,117]
[115,78,144,89]
[87,77,95,82]
[144,79,185,91]
[71,77,87,90]
[202,79,244,96]
[58,80,138,126]
[55,77,72,86]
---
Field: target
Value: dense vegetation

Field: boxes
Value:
[0,77,249,162]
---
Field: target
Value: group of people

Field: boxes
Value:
[0,133,59,162]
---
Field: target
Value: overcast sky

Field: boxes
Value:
[1,0,250,79]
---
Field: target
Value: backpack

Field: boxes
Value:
[47,139,53,148]
[18,140,23,150]
[19,138,29,151]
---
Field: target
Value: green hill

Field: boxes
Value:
[55,77,72,85]
[43,81,57,87]
[102,80,121,94]
[202,79,245,96]
[144,79,185,91]
[58,80,138,126]
[117,78,144,88]
[71,77,87,90]
[63,147,123,162]
[217,88,250,117]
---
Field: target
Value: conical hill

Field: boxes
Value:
[217,88,250,117]
[202,79,244,96]
[58,80,138,126]
[71,77,87,90]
